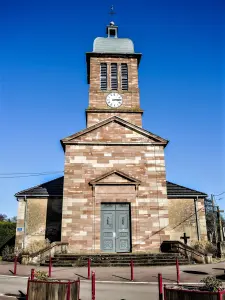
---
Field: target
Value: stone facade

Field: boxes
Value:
[15,198,48,249]
[61,121,170,252]
[15,197,62,250]
[15,199,26,249]
[168,198,207,243]
[86,110,143,127]
[87,57,142,128]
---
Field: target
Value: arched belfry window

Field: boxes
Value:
[100,63,107,90]
[121,63,128,90]
[111,63,118,90]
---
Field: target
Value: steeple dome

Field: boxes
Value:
[93,22,135,54]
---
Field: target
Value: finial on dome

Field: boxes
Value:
[107,5,118,38]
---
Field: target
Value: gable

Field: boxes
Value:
[89,170,141,185]
[73,122,152,143]
[61,116,168,146]
[98,173,132,183]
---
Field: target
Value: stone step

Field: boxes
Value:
[43,253,190,267]
[41,260,189,267]
[55,253,180,257]
[54,255,181,260]
[46,258,188,264]
[51,256,184,261]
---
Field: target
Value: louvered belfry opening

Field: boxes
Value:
[121,63,128,90]
[111,63,118,90]
[100,63,107,90]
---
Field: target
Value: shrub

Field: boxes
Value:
[201,276,223,292]
[34,270,49,281]
[2,245,15,262]
[191,240,217,255]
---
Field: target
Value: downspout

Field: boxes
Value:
[23,196,27,250]
[194,196,201,241]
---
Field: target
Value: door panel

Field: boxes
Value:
[115,203,129,211]
[101,204,130,253]
[116,211,130,252]
[101,211,116,252]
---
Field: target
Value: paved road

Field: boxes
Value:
[0,275,158,300]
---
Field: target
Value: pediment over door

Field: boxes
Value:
[89,170,141,186]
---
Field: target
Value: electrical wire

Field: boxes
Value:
[0,171,64,178]
[214,192,225,197]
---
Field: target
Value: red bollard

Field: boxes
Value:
[130,259,134,281]
[67,281,71,300]
[13,255,18,275]
[30,268,35,280]
[48,255,52,278]
[77,277,81,300]
[88,258,91,280]
[176,258,180,284]
[158,273,163,300]
[91,271,95,300]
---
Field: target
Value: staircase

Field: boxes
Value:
[41,253,190,267]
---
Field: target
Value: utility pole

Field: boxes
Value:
[217,206,224,242]
[194,197,200,241]
[211,194,217,243]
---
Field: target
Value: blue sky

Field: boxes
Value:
[0,0,224,217]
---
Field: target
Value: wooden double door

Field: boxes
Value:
[101,203,131,253]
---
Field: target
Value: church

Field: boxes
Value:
[15,21,208,253]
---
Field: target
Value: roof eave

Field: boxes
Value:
[168,194,208,198]
[16,194,63,200]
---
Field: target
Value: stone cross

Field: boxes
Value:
[180,232,190,245]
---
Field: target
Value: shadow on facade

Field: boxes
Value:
[45,197,62,243]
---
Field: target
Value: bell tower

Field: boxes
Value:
[86,21,143,128]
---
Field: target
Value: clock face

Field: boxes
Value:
[106,93,123,108]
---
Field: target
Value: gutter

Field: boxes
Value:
[167,195,207,198]
[16,194,63,199]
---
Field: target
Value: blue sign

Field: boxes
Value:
[17,227,23,232]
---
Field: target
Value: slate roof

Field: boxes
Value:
[15,177,64,197]
[15,176,207,198]
[166,181,207,198]
[93,37,135,54]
